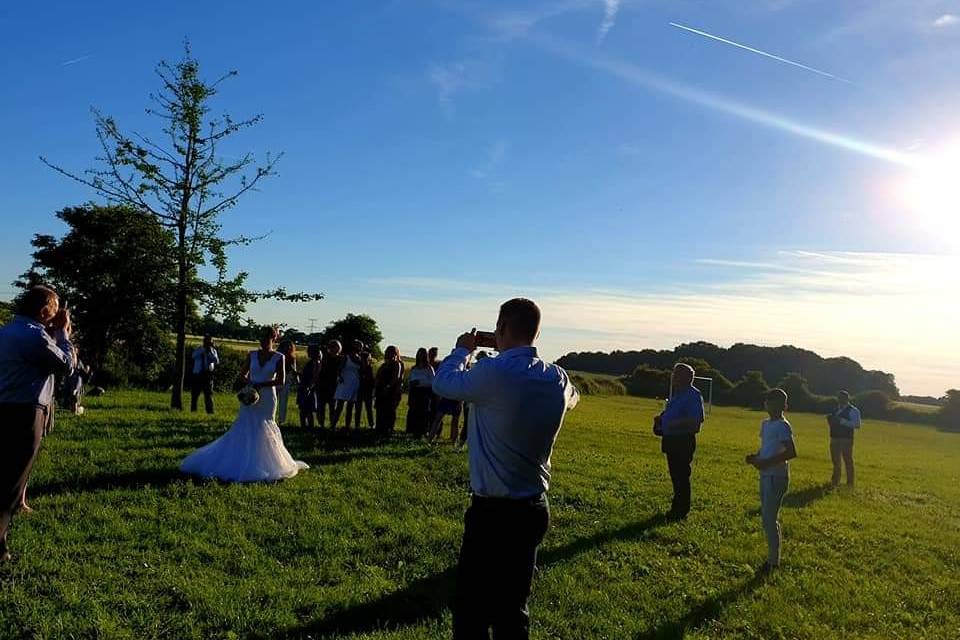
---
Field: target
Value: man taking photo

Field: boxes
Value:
[433,297,579,640]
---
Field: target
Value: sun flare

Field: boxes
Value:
[898,141,960,241]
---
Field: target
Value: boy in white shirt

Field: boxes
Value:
[745,388,797,573]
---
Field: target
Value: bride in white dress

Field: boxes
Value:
[180,326,309,483]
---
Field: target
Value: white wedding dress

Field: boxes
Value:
[180,351,309,483]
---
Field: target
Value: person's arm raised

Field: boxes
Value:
[432,331,494,404]
[40,310,75,376]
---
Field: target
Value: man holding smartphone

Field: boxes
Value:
[433,298,579,639]
[0,286,74,562]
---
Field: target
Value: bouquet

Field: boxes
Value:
[237,385,261,406]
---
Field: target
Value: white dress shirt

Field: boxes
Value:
[433,346,580,499]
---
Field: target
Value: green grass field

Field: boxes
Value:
[1,391,958,639]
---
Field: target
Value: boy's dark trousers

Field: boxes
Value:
[190,371,214,414]
[662,434,697,517]
[453,494,550,640]
[0,404,46,556]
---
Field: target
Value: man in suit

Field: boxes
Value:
[0,286,74,562]
[827,390,861,487]
[190,335,220,414]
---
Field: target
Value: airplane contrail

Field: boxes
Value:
[669,22,851,84]
[62,54,93,67]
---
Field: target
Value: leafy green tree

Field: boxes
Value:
[42,43,321,408]
[320,314,383,358]
[0,301,11,325]
[17,205,177,374]
[939,390,960,431]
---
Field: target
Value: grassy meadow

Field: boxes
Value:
[0,390,958,639]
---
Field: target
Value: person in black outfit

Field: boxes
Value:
[653,363,705,520]
[357,350,376,429]
[374,345,404,435]
[406,347,435,437]
[298,344,322,427]
[316,340,342,428]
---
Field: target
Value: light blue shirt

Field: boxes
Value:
[0,315,75,406]
[192,346,220,375]
[433,346,580,498]
[661,385,705,435]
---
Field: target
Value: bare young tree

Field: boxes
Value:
[43,42,321,409]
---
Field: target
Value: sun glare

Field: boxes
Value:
[898,141,960,242]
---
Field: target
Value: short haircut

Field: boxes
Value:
[838,390,850,399]
[16,286,58,318]
[498,298,541,343]
[767,387,788,408]
[673,363,695,378]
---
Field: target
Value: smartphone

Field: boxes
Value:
[475,330,497,349]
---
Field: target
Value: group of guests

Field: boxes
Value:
[406,346,490,444]
[1,288,868,640]
[290,339,407,436]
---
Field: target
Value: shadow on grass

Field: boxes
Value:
[632,573,766,640]
[34,467,185,496]
[745,482,834,516]
[259,513,673,639]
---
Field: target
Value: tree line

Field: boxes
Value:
[557,341,900,398]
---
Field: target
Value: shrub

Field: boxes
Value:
[938,390,960,431]
[852,390,891,419]
[570,374,626,396]
[721,371,770,409]
[621,365,671,399]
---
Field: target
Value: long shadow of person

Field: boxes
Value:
[745,481,833,516]
[632,572,767,639]
[258,512,674,639]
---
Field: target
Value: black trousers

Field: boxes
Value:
[0,404,46,555]
[190,372,214,414]
[454,494,550,640]
[662,434,697,516]
[374,397,397,435]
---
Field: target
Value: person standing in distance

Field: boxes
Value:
[827,390,861,488]
[190,335,220,414]
[653,363,705,520]
[433,298,580,640]
[0,286,74,562]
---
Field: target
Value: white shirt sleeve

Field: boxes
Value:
[432,348,495,404]
[565,374,580,411]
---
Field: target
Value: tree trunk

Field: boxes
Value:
[170,227,189,410]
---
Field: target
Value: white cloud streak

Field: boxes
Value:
[525,30,918,166]
[933,14,958,27]
[669,22,851,83]
[597,0,621,44]
[62,54,93,67]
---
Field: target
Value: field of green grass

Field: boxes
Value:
[1,391,958,639]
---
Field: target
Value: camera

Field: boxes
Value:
[475,330,497,349]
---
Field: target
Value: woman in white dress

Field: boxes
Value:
[332,339,363,430]
[180,326,309,483]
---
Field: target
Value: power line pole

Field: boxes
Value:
[307,318,318,334]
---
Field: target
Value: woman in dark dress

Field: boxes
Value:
[374,345,404,436]
[357,350,376,429]
[298,344,322,427]
[406,348,435,437]
[316,340,342,429]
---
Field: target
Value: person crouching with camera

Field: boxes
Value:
[433,298,580,639]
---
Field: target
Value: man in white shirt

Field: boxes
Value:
[746,388,797,573]
[190,335,220,415]
[433,298,579,640]
[827,390,861,488]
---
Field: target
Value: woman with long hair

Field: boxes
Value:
[407,347,435,437]
[375,345,404,435]
[357,350,376,429]
[277,339,298,425]
[316,340,342,428]
[180,325,308,482]
[332,339,363,430]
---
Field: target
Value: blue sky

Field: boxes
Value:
[1,0,958,395]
